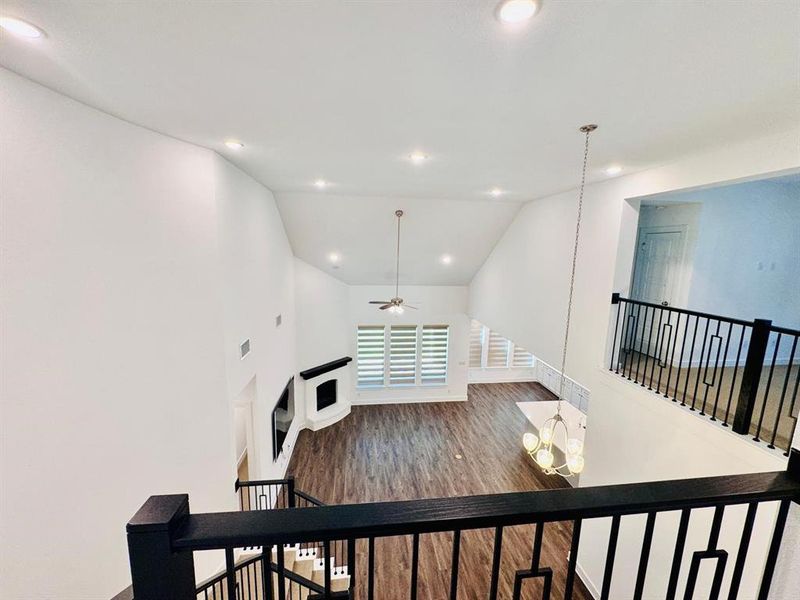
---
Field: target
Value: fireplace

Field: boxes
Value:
[316,379,337,411]
[300,356,353,431]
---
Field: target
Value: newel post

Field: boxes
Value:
[126,494,196,600]
[732,318,772,435]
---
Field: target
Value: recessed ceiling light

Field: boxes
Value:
[489,188,504,198]
[314,179,328,189]
[441,254,453,265]
[605,165,623,176]
[496,0,539,25]
[224,140,244,150]
[0,16,44,38]
[328,252,340,264]
[409,152,428,164]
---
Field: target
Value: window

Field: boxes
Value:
[512,344,534,367]
[389,325,417,385]
[421,325,449,385]
[487,330,510,368]
[469,320,484,368]
[357,324,450,387]
[357,326,386,387]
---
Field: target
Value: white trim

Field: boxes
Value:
[575,561,601,600]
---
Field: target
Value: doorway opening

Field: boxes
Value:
[233,377,258,487]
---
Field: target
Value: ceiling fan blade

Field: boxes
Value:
[404,304,419,310]
[379,304,392,310]
[369,300,392,304]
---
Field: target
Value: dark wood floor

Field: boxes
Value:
[288,382,591,600]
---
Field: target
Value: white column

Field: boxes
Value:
[770,428,800,599]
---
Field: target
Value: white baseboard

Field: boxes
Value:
[352,395,468,406]
[575,561,600,599]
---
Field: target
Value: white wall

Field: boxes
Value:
[0,69,298,599]
[349,286,470,404]
[639,178,800,330]
[294,258,351,423]
[294,258,350,374]
[214,156,298,480]
[468,128,799,598]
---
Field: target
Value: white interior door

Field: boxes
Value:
[629,228,685,355]
[632,229,684,306]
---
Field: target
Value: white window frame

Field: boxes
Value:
[356,324,450,388]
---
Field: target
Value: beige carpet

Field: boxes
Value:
[616,351,798,451]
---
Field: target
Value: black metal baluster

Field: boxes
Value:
[769,334,797,449]
[656,311,672,395]
[723,326,747,426]
[642,306,657,387]
[757,499,790,600]
[727,502,758,600]
[600,516,620,600]
[449,530,461,600]
[633,512,656,600]
[610,294,622,371]
[622,302,637,379]
[700,321,722,415]
[691,318,711,410]
[263,545,274,600]
[324,540,332,598]
[530,522,543,571]
[368,536,375,600]
[347,538,355,597]
[564,520,582,600]
[488,527,503,600]
[682,316,700,406]
[711,321,733,421]
[619,302,632,378]
[785,361,800,456]
[755,333,781,442]
[277,544,286,600]
[409,533,420,600]
[648,308,665,390]
[225,548,236,600]
[666,509,691,600]
[676,314,691,404]
[665,312,681,399]
[635,306,649,384]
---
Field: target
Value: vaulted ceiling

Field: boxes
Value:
[2,0,797,284]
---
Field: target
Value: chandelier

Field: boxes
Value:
[522,124,596,477]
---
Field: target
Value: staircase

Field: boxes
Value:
[195,478,351,600]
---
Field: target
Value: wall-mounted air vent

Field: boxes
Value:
[240,339,251,359]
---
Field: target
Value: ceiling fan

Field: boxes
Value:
[369,209,418,314]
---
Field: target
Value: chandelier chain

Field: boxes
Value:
[557,127,594,412]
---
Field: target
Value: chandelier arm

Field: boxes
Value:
[556,126,595,413]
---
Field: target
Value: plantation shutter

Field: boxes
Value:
[512,344,534,367]
[469,320,484,368]
[421,325,449,385]
[487,331,510,368]
[357,326,386,386]
[389,325,418,385]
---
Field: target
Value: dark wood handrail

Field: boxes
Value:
[614,296,754,327]
[174,469,800,551]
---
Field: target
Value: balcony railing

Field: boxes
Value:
[126,452,799,600]
[609,294,799,453]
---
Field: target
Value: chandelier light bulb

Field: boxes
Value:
[567,454,585,474]
[522,433,538,452]
[539,427,553,444]
[566,438,583,455]
[536,449,554,469]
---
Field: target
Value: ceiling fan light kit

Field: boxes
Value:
[369,209,418,314]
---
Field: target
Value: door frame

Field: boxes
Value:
[627,224,693,358]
